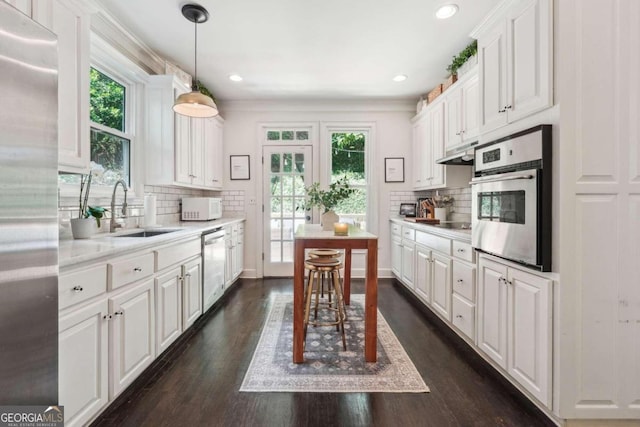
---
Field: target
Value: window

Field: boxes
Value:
[88,67,131,186]
[330,131,367,230]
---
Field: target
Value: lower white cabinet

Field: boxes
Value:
[391,235,402,277]
[431,252,452,321]
[155,267,182,355]
[415,245,432,303]
[109,278,156,399]
[478,255,552,407]
[225,223,244,287]
[182,256,202,330]
[401,238,415,289]
[58,299,108,427]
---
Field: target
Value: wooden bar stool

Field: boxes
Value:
[308,249,341,300]
[303,257,347,351]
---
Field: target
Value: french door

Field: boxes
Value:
[262,146,312,276]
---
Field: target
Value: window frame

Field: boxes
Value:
[320,122,377,235]
[58,34,148,199]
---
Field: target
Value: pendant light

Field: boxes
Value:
[173,4,219,118]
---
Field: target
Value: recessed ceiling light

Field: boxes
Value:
[435,4,459,19]
[229,74,243,82]
[392,74,408,82]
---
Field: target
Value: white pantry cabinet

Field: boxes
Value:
[475,0,553,134]
[32,0,91,173]
[146,75,225,190]
[477,255,552,407]
[444,70,480,149]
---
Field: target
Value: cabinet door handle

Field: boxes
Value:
[114,310,124,316]
[72,286,83,292]
[455,131,461,136]
[133,267,143,272]
[498,108,506,113]
[504,105,512,110]
[457,279,463,283]
[103,314,112,320]
[457,248,465,253]
[184,273,191,278]
[456,314,463,319]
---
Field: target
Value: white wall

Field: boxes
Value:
[218,100,415,278]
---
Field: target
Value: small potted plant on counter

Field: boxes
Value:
[301,176,356,231]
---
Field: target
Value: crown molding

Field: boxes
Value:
[220,99,416,113]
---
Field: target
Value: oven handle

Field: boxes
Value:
[470,174,534,185]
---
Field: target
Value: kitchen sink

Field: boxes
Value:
[114,229,182,238]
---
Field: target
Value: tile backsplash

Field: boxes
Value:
[389,186,472,219]
[58,184,245,238]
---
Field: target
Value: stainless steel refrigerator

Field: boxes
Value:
[0,3,59,404]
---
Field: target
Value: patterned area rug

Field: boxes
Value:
[240,294,429,393]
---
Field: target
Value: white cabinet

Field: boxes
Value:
[401,238,415,289]
[478,255,552,407]
[32,0,90,173]
[445,72,479,149]
[412,98,472,191]
[204,118,224,190]
[154,267,182,355]
[59,299,108,427]
[391,224,402,277]
[415,245,432,303]
[182,256,202,330]
[109,278,155,399]
[225,223,244,288]
[431,252,452,320]
[147,75,225,190]
[476,0,553,134]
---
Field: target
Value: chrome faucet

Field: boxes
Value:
[110,179,128,232]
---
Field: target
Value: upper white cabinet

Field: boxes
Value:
[32,0,91,173]
[445,71,480,148]
[412,97,472,191]
[475,0,553,134]
[147,75,224,190]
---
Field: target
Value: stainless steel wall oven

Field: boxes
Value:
[471,125,552,271]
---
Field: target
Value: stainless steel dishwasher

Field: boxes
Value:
[202,227,226,312]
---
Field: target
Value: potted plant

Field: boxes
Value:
[70,163,108,239]
[445,40,478,87]
[301,176,356,231]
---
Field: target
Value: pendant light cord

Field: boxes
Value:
[192,19,198,91]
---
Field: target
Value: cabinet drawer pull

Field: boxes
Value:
[72,286,83,292]
[457,248,465,253]
[456,314,463,319]
[505,105,512,110]
[457,279,463,283]
[114,311,124,316]
[103,314,112,320]
[133,267,143,272]
[498,108,506,113]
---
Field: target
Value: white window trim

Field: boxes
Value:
[320,122,377,237]
[59,33,149,200]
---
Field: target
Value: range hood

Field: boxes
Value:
[435,141,478,165]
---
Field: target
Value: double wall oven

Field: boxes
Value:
[471,125,552,272]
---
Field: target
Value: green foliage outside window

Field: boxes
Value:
[90,68,125,131]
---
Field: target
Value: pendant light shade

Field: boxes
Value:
[173,4,218,118]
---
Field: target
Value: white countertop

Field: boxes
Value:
[390,217,472,242]
[294,223,377,239]
[59,217,244,269]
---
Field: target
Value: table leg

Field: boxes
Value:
[343,248,352,305]
[364,239,378,362]
[293,240,306,363]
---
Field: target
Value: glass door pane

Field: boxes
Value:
[263,145,312,276]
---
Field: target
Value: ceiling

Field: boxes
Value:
[97,0,500,102]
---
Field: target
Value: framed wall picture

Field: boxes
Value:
[384,157,404,183]
[230,155,250,180]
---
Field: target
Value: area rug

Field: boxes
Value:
[240,294,429,393]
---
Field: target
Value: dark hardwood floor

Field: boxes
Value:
[92,278,555,427]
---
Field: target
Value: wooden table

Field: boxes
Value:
[293,224,378,363]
